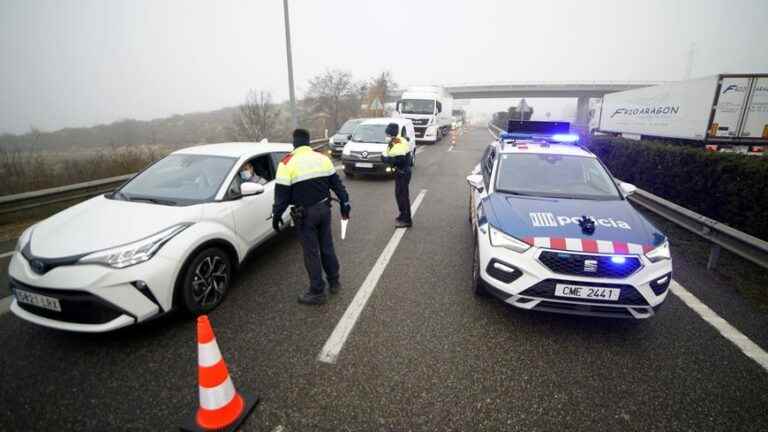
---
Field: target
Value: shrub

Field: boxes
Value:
[586,136,768,241]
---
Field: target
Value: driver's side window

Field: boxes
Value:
[227,154,277,199]
[481,146,496,190]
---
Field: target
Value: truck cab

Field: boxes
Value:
[341,118,416,177]
[395,86,454,143]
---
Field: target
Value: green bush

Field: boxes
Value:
[586,136,768,241]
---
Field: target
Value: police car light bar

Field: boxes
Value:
[499,121,579,146]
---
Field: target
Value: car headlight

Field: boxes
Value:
[16,225,34,252]
[645,240,671,263]
[329,136,335,144]
[78,223,192,268]
[342,146,352,156]
[489,225,530,253]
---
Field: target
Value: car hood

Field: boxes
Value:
[29,195,202,258]
[344,141,388,153]
[332,133,349,142]
[483,193,665,249]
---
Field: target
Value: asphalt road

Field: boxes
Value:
[1,127,767,431]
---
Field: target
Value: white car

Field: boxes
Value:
[9,142,294,332]
[468,122,673,319]
[341,118,417,177]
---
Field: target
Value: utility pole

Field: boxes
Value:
[283,0,298,128]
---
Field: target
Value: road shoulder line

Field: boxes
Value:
[671,280,768,372]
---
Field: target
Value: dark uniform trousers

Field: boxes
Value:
[395,170,412,223]
[297,200,339,294]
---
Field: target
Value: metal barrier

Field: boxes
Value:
[487,123,768,270]
[0,139,329,217]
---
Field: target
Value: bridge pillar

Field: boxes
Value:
[574,96,590,134]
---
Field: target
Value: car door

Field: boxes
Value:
[227,153,280,246]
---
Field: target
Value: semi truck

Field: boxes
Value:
[590,74,768,149]
[395,86,454,143]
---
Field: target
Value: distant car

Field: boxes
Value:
[9,142,294,332]
[329,118,365,157]
[467,122,673,319]
[342,118,417,177]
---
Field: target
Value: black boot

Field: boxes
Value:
[298,290,327,305]
[328,279,341,295]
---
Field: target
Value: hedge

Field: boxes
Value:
[586,136,768,241]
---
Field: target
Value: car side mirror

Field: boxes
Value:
[619,181,637,197]
[347,134,353,140]
[241,182,264,196]
[466,174,484,192]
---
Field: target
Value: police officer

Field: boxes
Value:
[273,129,351,305]
[382,123,412,228]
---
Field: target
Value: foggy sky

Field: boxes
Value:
[1,0,767,134]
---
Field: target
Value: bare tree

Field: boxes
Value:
[232,90,282,142]
[367,71,398,103]
[305,70,360,132]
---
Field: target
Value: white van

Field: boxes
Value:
[341,118,416,177]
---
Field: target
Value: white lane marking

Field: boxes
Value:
[415,146,426,155]
[488,127,499,139]
[0,296,12,316]
[671,280,768,372]
[448,145,454,152]
[318,189,428,364]
[0,251,14,259]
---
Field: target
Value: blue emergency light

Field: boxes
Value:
[610,256,627,264]
[499,121,579,145]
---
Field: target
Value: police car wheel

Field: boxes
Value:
[179,247,232,314]
[472,239,489,297]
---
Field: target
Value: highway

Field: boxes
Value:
[1,127,768,431]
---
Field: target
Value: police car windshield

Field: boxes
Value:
[338,119,363,134]
[352,124,389,143]
[400,99,435,115]
[117,154,237,205]
[495,153,621,200]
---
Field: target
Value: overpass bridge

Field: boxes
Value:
[399,81,667,130]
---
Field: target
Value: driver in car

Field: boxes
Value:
[239,162,267,185]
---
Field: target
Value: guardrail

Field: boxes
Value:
[0,139,330,218]
[486,123,768,271]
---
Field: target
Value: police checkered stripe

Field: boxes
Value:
[199,376,237,410]
[523,236,653,255]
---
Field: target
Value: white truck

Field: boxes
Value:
[590,74,768,149]
[395,86,454,143]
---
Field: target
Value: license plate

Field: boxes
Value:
[554,284,620,301]
[14,288,62,312]
[355,162,374,168]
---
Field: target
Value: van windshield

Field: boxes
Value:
[400,99,435,115]
[351,124,388,143]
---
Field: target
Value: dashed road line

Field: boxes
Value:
[671,280,768,372]
[448,145,454,152]
[317,189,428,364]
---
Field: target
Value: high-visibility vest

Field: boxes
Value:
[384,137,410,157]
[275,146,336,186]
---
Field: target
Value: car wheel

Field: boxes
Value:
[180,247,232,314]
[472,237,489,297]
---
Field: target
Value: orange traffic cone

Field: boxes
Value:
[181,316,258,432]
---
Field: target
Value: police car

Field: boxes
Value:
[467,121,672,319]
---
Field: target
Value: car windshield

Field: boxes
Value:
[351,124,388,143]
[400,99,435,115]
[338,119,363,134]
[116,154,237,205]
[495,153,621,200]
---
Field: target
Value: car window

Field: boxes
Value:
[352,124,388,143]
[481,146,496,189]
[495,153,621,200]
[227,154,278,199]
[119,154,236,204]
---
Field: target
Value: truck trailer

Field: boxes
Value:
[591,74,768,148]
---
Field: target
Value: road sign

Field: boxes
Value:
[369,98,383,111]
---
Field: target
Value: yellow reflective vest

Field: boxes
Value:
[383,137,410,157]
[275,146,336,186]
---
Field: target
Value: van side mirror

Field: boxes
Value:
[241,182,264,196]
[347,134,353,140]
[466,174,484,192]
[619,181,637,197]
